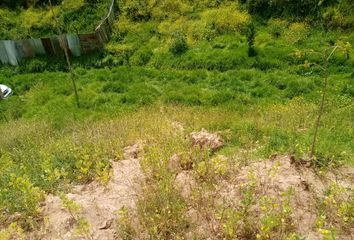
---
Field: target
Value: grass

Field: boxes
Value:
[0,1,354,238]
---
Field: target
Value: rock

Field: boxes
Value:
[190,129,224,151]
[99,218,114,230]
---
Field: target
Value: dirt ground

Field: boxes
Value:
[32,146,144,240]
[26,129,353,240]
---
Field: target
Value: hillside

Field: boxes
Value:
[0,0,354,239]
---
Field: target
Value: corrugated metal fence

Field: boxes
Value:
[0,0,116,66]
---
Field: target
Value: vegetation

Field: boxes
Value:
[0,0,353,238]
[0,0,110,39]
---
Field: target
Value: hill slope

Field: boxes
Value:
[0,0,353,239]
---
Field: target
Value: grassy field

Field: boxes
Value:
[0,0,353,239]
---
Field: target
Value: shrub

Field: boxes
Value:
[150,0,192,20]
[268,18,288,38]
[120,0,151,21]
[247,23,257,57]
[322,0,354,30]
[341,83,354,97]
[201,5,250,35]
[193,0,229,8]
[105,43,135,65]
[284,22,309,45]
[0,167,44,226]
[169,32,188,55]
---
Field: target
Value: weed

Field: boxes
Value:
[60,194,93,240]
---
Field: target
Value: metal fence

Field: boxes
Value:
[0,0,116,66]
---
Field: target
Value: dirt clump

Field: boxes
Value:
[174,171,197,200]
[168,153,182,173]
[123,143,143,160]
[190,129,224,151]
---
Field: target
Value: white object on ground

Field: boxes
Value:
[0,84,13,99]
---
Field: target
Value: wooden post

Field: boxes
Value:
[310,46,338,159]
[49,0,80,108]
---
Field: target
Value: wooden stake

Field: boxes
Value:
[310,46,339,159]
[49,0,80,108]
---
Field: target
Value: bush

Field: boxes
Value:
[150,0,192,20]
[323,1,354,30]
[201,5,250,35]
[284,22,309,45]
[120,0,151,21]
[268,18,288,38]
[169,32,189,55]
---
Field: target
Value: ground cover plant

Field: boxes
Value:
[0,0,353,239]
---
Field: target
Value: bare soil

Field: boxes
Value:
[33,146,144,240]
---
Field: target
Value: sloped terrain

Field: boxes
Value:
[33,146,144,240]
[1,0,354,239]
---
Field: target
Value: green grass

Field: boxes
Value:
[0,65,353,224]
[0,1,353,237]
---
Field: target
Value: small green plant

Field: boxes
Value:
[316,183,354,238]
[116,207,137,240]
[60,194,93,240]
[0,223,25,240]
[0,172,44,228]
